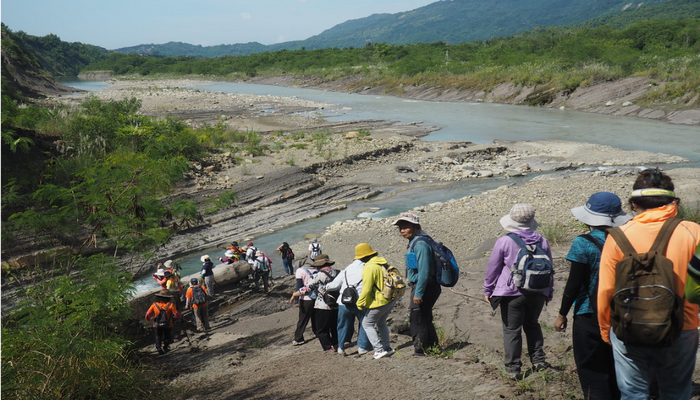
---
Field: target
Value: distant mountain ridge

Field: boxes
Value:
[115,0,673,57]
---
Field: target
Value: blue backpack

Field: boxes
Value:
[507,233,553,292]
[407,236,460,287]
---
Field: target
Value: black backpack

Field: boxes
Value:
[319,269,340,306]
[607,218,684,347]
[154,303,171,328]
[340,270,362,306]
[191,286,207,305]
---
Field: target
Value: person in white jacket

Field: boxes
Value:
[325,243,374,356]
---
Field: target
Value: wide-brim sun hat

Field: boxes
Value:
[353,243,378,260]
[155,268,166,277]
[310,254,335,267]
[155,289,173,299]
[201,255,210,262]
[225,250,235,258]
[571,192,631,227]
[255,251,263,257]
[500,203,538,232]
[393,212,420,226]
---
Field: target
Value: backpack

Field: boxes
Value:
[257,257,270,273]
[607,218,684,347]
[408,236,460,287]
[285,248,295,260]
[154,303,171,328]
[377,263,406,301]
[508,233,554,293]
[247,246,258,261]
[319,269,340,306]
[580,233,604,312]
[310,243,321,259]
[302,268,319,300]
[341,270,362,306]
[191,285,207,305]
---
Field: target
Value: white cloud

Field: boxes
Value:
[241,13,252,20]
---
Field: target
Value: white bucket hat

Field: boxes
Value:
[201,255,210,262]
[500,204,538,232]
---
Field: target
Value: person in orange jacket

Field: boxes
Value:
[145,290,182,354]
[185,278,211,331]
[597,169,700,399]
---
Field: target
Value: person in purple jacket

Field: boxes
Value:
[483,203,553,380]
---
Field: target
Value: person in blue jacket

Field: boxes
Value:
[394,212,441,356]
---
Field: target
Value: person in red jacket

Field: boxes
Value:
[145,290,182,354]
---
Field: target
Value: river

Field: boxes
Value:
[61,79,700,292]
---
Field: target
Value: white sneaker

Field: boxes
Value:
[374,349,388,359]
[337,348,346,356]
[292,340,305,346]
[357,348,370,355]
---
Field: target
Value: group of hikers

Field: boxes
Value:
[144,168,700,399]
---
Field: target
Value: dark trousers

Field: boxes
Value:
[315,308,339,350]
[499,295,546,373]
[154,326,172,351]
[294,299,316,342]
[409,282,441,353]
[573,313,620,400]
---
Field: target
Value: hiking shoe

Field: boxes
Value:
[508,371,521,380]
[337,348,346,356]
[357,348,371,355]
[292,340,305,346]
[374,349,394,359]
[157,347,165,355]
[532,362,550,372]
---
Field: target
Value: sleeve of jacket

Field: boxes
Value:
[357,264,381,310]
[145,304,156,320]
[413,240,433,299]
[168,303,182,320]
[597,237,620,344]
[484,238,506,298]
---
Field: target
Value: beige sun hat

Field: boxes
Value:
[392,212,421,226]
[500,203,538,232]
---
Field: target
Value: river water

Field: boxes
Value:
[61,79,699,292]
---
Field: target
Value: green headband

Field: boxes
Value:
[631,188,676,198]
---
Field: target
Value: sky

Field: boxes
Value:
[1,0,437,50]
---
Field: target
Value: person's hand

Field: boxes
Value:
[484,295,491,304]
[413,297,423,305]
[554,314,567,332]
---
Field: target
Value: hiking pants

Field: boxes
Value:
[204,275,215,297]
[193,305,210,331]
[573,313,620,400]
[294,299,316,342]
[154,326,173,351]
[610,328,697,400]
[499,294,546,373]
[362,299,396,352]
[315,308,339,351]
[409,282,441,354]
[337,304,370,351]
[254,271,270,292]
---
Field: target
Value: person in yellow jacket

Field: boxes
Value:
[355,243,396,360]
[597,169,700,399]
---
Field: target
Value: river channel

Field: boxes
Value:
[62,79,699,292]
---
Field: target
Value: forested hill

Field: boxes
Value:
[112,0,696,57]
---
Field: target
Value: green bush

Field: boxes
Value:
[2,255,155,400]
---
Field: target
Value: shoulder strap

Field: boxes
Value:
[507,232,528,250]
[409,235,430,252]
[607,227,636,255]
[580,233,604,251]
[649,218,682,255]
